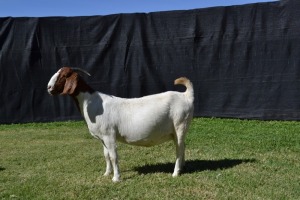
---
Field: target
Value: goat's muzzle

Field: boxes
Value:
[47,86,57,95]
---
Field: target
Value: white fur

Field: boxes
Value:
[48,70,194,182]
[47,69,61,93]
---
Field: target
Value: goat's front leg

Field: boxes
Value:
[103,136,120,182]
[103,145,112,176]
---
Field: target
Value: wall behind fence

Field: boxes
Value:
[1,0,300,124]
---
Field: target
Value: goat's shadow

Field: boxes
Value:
[0,166,5,171]
[134,159,256,175]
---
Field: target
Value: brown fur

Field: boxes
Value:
[174,77,189,85]
[54,67,94,97]
[50,67,94,112]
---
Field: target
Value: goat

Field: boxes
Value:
[47,67,194,182]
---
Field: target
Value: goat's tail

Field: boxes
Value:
[174,77,194,102]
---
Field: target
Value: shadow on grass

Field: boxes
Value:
[134,159,256,175]
[0,167,5,171]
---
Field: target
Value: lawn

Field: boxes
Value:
[0,118,299,199]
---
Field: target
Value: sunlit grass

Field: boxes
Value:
[0,118,299,199]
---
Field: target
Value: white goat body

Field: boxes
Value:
[78,90,193,147]
[47,67,194,182]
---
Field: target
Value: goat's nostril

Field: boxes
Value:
[47,86,52,90]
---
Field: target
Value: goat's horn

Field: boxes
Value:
[72,68,91,77]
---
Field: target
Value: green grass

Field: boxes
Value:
[0,118,299,199]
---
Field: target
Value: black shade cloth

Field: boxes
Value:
[1,0,300,124]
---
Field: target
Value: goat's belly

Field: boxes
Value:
[117,132,173,147]
[116,122,174,147]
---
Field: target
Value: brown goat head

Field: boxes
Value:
[47,67,79,96]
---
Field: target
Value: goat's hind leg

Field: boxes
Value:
[172,126,187,177]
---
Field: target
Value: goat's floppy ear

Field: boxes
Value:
[61,74,78,95]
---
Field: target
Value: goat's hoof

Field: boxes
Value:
[172,172,180,177]
[103,171,111,176]
[112,176,121,182]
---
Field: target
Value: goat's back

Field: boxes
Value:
[114,91,193,120]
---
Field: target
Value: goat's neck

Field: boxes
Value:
[74,78,94,96]
[72,92,88,116]
[71,79,95,114]
[71,94,83,115]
